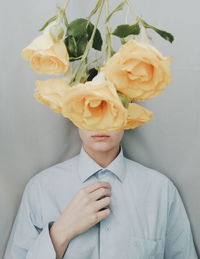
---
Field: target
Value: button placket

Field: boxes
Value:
[105,226,110,232]
[97,169,112,240]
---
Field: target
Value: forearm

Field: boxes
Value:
[49,221,73,259]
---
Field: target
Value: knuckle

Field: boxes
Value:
[90,214,98,225]
[97,182,102,188]
[89,202,97,213]
[104,208,111,215]
[102,188,107,195]
[99,187,108,196]
[106,197,111,203]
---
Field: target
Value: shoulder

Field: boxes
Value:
[125,157,169,181]
[25,153,80,191]
[124,157,183,211]
[124,156,175,193]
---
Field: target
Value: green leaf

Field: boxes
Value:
[67,18,103,58]
[67,18,89,37]
[93,29,102,50]
[86,22,103,51]
[117,92,130,109]
[141,19,174,43]
[120,38,126,44]
[112,23,140,38]
[87,0,104,19]
[65,34,95,61]
[65,36,78,58]
[38,16,57,32]
[76,34,88,57]
[152,28,174,43]
[105,0,128,23]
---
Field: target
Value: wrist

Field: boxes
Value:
[50,219,74,246]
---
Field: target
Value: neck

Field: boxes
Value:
[83,145,121,168]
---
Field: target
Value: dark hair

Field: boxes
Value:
[87,68,98,81]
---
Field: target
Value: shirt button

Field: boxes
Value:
[134,241,139,247]
[105,226,110,232]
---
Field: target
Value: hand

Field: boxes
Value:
[50,181,112,256]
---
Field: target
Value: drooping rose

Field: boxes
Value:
[34,78,69,113]
[124,102,153,130]
[61,81,128,132]
[22,34,69,75]
[101,39,172,101]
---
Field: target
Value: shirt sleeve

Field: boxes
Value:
[164,180,198,259]
[3,178,57,259]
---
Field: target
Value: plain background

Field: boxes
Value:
[0,0,199,257]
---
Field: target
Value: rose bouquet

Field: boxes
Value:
[22,0,174,132]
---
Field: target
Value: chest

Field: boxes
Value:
[39,173,167,258]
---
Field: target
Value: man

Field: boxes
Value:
[4,128,198,259]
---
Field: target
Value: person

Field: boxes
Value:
[4,128,198,259]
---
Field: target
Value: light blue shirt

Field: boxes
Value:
[4,146,198,259]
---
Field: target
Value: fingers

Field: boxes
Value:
[95,196,111,211]
[96,208,111,222]
[81,181,112,225]
[90,187,111,201]
[85,181,111,193]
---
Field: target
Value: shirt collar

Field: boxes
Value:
[77,145,126,183]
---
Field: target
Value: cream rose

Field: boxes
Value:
[101,39,172,101]
[124,103,153,130]
[22,33,69,75]
[34,78,69,113]
[61,81,128,132]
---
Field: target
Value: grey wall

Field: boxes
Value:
[0,0,199,257]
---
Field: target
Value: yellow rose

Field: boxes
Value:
[22,34,69,75]
[34,78,69,113]
[124,103,153,130]
[61,81,128,132]
[101,39,172,101]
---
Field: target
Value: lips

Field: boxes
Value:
[92,134,110,137]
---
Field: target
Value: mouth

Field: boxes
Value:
[91,134,110,141]
[92,134,110,137]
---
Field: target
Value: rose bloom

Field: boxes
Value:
[34,78,69,113]
[22,33,69,75]
[124,103,153,130]
[101,39,172,101]
[61,81,128,132]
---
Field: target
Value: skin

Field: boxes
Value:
[50,128,124,258]
[78,128,124,167]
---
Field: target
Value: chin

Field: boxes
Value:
[90,142,116,152]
